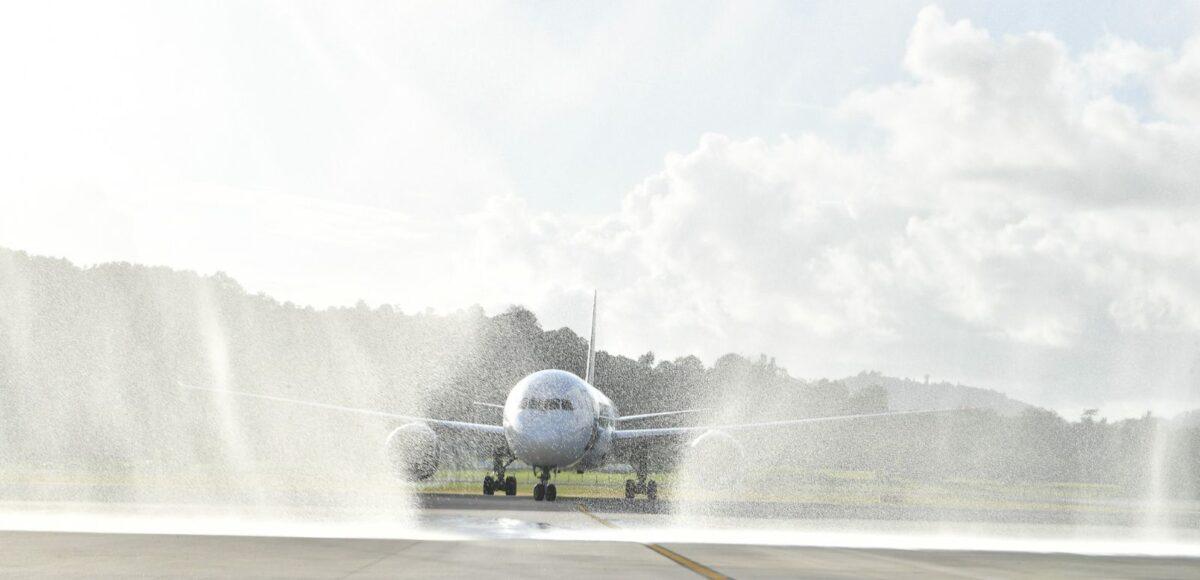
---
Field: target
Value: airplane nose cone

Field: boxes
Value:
[507,411,591,467]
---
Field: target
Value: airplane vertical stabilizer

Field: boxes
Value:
[585,291,597,385]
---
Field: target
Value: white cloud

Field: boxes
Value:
[463,7,1200,414]
[1158,37,1200,122]
[3,5,1199,416]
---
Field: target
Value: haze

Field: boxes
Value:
[2,1,1199,418]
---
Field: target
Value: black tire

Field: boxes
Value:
[505,476,517,496]
[625,479,635,499]
[533,482,546,501]
[546,484,557,502]
[646,480,658,501]
[483,476,495,496]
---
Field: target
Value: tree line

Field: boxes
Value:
[0,247,1196,498]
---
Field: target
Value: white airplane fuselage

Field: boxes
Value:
[501,369,617,470]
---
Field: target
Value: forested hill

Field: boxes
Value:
[5,246,1200,495]
[0,246,1033,421]
[842,372,1032,417]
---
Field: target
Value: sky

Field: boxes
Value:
[2,1,1199,417]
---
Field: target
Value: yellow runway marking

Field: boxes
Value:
[574,503,619,528]
[644,543,730,580]
[575,503,730,579]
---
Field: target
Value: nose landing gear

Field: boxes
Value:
[532,466,557,502]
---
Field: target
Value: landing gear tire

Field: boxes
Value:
[483,475,495,496]
[505,476,517,496]
[546,484,557,502]
[646,480,658,501]
[625,479,635,499]
[533,482,546,501]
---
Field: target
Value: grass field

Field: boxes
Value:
[1,463,1153,514]
[418,466,1137,512]
[420,469,652,499]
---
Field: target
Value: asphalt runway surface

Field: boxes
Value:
[3,493,1199,578]
[421,492,1200,527]
[3,528,1198,579]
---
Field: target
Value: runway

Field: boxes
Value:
[3,493,1199,578]
[3,529,1198,579]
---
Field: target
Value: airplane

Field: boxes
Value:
[181,292,953,502]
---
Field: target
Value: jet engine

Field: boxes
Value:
[384,422,440,480]
[682,430,745,487]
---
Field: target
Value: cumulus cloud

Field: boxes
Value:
[471,7,1200,415]
[3,6,1198,416]
[1158,37,1200,122]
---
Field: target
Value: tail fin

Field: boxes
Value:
[585,290,597,384]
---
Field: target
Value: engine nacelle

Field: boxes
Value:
[384,422,440,481]
[683,430,745,487]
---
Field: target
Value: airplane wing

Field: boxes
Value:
[616,408,713,422]
[614,408,958,442]
[178,382,505,436]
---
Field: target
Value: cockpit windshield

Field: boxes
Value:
[519,397,575,411]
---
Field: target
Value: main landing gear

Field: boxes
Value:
[532,466,557,502]
[624,453,658,500]
[482,452,517,496]
[483,474,516,496]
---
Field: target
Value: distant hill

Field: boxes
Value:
[841,371,1035,417]
[5,246,1200,492]
[1173,409,1200,428]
